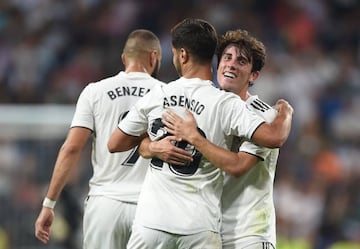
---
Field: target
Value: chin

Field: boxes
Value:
[219,80,232,90]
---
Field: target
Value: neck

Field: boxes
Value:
[238,90,251,101]
[125,62,149,74]
[181,62,213,81]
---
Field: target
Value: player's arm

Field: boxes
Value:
[138,136,193,166]
[35,127,91,244]
[163,109,259,176]
[251,99,293,148]
[107,128,146,153]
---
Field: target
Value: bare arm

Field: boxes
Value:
[138,136,193,165]
[109,125,193,165]
[108,128,146,153]
[251,99,293,148]
[35,127,91,244]
[162,109,259,176]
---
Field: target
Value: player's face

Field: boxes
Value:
[172,47,182,76]
[217,45,257,97]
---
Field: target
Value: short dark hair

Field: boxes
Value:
[123,29,161,58]
[171,18,218,64]
[217,29,266,72]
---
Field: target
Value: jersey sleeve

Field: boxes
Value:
[221,95,265,139]
[239,141,270,161]
[238,96,276,160]
[118,84,163,136]
[245,95,277,123]
[71,84,94,130]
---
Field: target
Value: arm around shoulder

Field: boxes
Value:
[163,109,259,176]
[190,133,259,177]
[252,99,294,148]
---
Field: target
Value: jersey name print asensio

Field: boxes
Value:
[163,94,205,115]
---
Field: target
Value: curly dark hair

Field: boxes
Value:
[216,29,266,72]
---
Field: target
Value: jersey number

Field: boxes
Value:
[149,118,205,176]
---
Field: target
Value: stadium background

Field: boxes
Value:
[0,0,359,248]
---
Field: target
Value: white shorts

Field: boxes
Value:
[83,195,137,249]
[223,241,275,249]
[127,222,222,249]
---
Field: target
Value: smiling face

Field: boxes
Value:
[217,44,259,98]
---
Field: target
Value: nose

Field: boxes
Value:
[225,63,236,70]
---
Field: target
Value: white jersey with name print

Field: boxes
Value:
[221,95,279,248]
[119,77,266,234]
[71,71,164,203]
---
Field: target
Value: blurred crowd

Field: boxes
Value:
[0,0,359,248]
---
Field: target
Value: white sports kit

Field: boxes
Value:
[70,71,163,249]
[221,95,279,249]
[119,77,266,249]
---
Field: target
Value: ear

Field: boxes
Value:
[249,71,260,82]
[150,50,157,67]
[121,54,126,66]
[179,48,189,64]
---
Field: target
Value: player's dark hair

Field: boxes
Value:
[171,18,218,64]
[216,29,266,72]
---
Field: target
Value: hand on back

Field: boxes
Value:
[149,135,193,165]
[162,109,199,145]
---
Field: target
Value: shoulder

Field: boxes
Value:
[84,73,121,90]
[246,95,277,122]
[246,95,271,109]
[217,90,246,106]
[152,78,166,87]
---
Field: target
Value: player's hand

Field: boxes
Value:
[149,136,193,165]
[274,99,293,116]
[162,109,199,144]
[35,207,55,244]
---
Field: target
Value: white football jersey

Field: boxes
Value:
[71,71,164,203]
[221,95,279,247]
[119,77,265,234]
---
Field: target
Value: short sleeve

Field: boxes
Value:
[221,95,265,139]
[239,141,270,161]
[71,84,94,130]
[118,84,163,136]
